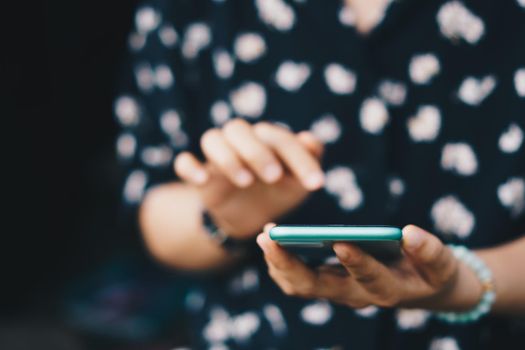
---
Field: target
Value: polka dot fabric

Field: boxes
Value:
[116,0,525,349]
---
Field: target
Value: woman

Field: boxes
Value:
[116,0,525,348]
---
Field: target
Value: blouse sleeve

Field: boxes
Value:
[114,0,209,230]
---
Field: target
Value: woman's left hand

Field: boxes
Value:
[257,224,484,311]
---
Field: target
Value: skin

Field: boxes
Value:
[257,223,525,315]
[345,0,392,34]
[138,2,525,315]
[139,119,325,270]
[140,118,525,315]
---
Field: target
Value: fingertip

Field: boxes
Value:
[333,242,361,263]
[297,131,324,158]
[402,225,426,251]
[234,169,254,187]
[264,222,277,232]
[256,233,268,252]
[263,163,283,183]
[333,243,350,261]
[303,171,325,190]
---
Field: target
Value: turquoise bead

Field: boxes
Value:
[434,245,495,324]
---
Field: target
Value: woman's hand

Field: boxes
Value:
[257,224,485,311]
[173,119,325,238]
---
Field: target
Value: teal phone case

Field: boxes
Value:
[269,225,402,262]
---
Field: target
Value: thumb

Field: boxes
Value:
[402,225,458,287]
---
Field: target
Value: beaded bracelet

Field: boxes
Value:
[434,245,496,324]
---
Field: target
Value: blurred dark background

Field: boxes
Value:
[3,1,189,348]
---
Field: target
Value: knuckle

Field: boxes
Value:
[374,293,400,308]
[173,153,190,173]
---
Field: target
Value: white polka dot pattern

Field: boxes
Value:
[441,143,478,176]
[275,60,311,92]
[359,98,389,134]
[378,80,407,106]
[116,133,137,159]
[263,304,287,336]
[437,1,485,44]
[203,307,261,344]
[141,145,173,167]
[429,337,460,350]
[354,306,379,318]
[123,170,148,203]
[499,123,523,153]
[388,177,405,197]
[115,96,140,126]
[338,5,356,27]
[255,0,296,31]
[498,177,525,216]
[210,100,232,126]
[115,4,525,347]
[154,64,174,89]
[135,7,161,34]
[409,54,440,85]
[182,22,211,59]
[514,68,525,97]
[230,82,267,118]
[407,106,441,142]
[134,63,155,92]
[431,195,475,238]
[325,166,363,210]
[457,75,496,106]
[300,301,333,325]
[234,33,267,63]
[158,24,178,48]
[213,49,235,79]
[324,63,357,95]
[310,114,342,144]
[396,309,430,330]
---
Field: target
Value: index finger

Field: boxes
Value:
[257,229,344,300]
[253,123,325,190]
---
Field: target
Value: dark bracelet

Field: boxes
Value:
[202,209,252,255]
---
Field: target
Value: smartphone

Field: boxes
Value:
[269,225,403,263]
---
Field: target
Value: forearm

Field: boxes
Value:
[476,235,525,315]
[139,182,235,271]
[427,235,525,315]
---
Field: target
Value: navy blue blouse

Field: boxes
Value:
[116,0,525,349]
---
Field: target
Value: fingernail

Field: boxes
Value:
[236,170,253,187]
[193,170,208,184]
[263,163,282,183]
[304,172,325,190]
[403,226,424,250]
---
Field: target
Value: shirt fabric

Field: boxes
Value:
[115,0,525,349]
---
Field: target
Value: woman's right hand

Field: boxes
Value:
[174,118,325,239]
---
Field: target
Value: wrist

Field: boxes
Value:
[435,259,485,312]
[201,208,256,255]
